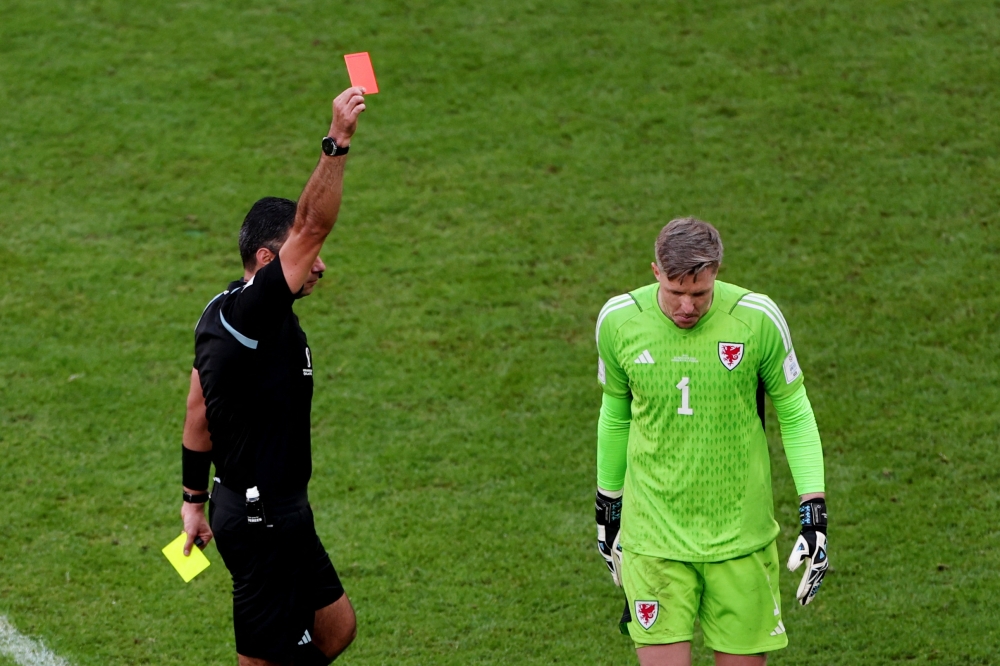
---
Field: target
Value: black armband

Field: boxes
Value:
[182,445,212,491]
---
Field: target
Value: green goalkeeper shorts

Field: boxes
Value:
[620,540,788,655]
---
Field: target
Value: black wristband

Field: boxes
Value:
[799,498,828,531]
[183,491,210,504]
[182,445,212,492]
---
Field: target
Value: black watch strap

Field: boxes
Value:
[321,136,350,156]
[183,491,210,504]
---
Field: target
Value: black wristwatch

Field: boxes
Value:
[321,136,350,157]
[183,491,210,504]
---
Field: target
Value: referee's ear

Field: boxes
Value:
[252,247,277,272]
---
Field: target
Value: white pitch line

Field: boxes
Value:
[0,616,71,666]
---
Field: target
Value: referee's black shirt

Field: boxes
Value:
[194,256,315,498]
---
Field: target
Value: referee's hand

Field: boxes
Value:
[329,86,366,147]
[180,501,213,556]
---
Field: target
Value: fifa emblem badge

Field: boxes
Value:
[635,600,659,629]
[718,342,745,370]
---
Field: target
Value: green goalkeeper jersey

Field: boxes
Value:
[596,281,805,562]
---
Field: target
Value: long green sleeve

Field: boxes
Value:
[597,393,631,491]
[771,385,825,495]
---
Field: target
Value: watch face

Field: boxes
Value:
[322,136,336,156]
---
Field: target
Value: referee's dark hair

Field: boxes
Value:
[239,197,297,269]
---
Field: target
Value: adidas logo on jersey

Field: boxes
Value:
[634,350,655,364]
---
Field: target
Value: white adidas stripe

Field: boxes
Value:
[737,296,792,351]
[737,302,791,351]
[0,616,71,666]
[742,294,791,343]
[595,295,635,345]
[596,295,632,330]
[598,293,632,319]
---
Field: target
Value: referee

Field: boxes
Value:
[179,87,367,666]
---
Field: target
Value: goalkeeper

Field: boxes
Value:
[594,218,828,666]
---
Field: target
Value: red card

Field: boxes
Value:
[344,52,378,94]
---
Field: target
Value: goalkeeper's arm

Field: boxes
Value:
[597,393,630,491]
[772,385,828,605]
[772,384,824,498]
[595,393,630,586]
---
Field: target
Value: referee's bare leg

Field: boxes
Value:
[311,594,357,660]
[237,594,357,666]
[637,644,766,666]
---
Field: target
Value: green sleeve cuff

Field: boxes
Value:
[771,385,825,495]
[597,393,631,491]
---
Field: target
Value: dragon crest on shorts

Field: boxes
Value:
[635,600,659,629]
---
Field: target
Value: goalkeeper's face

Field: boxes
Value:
[651,265,717,329]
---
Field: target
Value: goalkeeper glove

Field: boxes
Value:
[787,497,829,606]
[595,489,623,587]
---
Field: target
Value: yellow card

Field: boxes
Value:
[162,533,211,582]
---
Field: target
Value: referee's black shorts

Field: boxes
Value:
[209,482,345,662]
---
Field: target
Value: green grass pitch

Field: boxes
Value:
[2,1,999,664]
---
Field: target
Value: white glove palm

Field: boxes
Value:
[597,525,623,587]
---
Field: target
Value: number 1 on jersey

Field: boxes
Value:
[676,376,693,416]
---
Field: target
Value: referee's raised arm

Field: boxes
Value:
[279,86,367,294]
